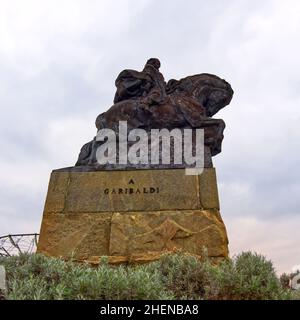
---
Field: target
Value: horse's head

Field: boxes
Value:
[166,73,234,117]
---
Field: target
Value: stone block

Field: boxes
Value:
[37,168,228,263]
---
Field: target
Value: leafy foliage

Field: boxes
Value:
[0,252,298,300]
[0,254,172,300]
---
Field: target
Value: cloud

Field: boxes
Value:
[227,215,300,274]
[0,0,299,272]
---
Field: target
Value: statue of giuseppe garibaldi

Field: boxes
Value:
[72,58,233,171]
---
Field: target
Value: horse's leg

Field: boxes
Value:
[199,118,225,156]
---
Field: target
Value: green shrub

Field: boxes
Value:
[144,251,292,300]
[280,273,291,289]
[206,252,290,300]
[0,252,298,300]
[0,254,172,300]
[144,252,211,299]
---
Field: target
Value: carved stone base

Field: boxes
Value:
[37,168,229,263]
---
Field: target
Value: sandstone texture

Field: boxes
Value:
[37,168,228,263]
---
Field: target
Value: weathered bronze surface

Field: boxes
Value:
[73,58,233,170]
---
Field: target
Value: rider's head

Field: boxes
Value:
[145,58,161,70]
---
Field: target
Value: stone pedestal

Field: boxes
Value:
[37,168,228,263]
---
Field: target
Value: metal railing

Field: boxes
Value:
[0,233,39,257]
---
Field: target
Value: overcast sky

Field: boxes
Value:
[0,0,299,273]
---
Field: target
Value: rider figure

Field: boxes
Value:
[142,58,167,104]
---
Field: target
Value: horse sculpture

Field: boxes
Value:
[75,58,233,169]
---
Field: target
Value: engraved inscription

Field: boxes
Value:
[104,178,160,195]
